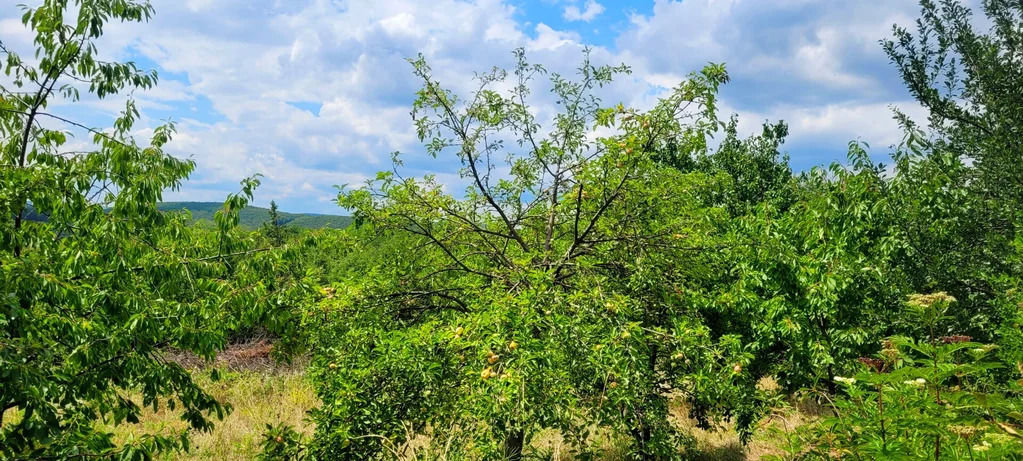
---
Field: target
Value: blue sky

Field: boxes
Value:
[1,0,939,214]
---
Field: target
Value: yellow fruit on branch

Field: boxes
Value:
[508,341,518,351]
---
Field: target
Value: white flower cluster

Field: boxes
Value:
[903,378,927,387]
[834,376,856,384]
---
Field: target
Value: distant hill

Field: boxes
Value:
[157,202,352,229]
[18,201,351,230]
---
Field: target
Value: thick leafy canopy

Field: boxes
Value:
[0,1,308,458]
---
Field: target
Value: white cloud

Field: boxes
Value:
[564,0,606,22]
[0,0,943,212]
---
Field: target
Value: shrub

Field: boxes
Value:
[771,293,1023,460]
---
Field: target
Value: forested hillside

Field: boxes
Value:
[2,1,1022,460]
[158,202,353,229]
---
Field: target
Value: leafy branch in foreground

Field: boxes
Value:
[0,1,310,458]
[769,293,1023,460]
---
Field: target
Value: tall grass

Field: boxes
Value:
[105,369,318,460]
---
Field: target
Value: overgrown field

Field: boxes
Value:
[106,369,316,460]
[100,361,807,460]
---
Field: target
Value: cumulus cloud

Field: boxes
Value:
[0,0,944,212]
[564,0,606,22]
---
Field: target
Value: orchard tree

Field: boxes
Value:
[883,0,1023,206]
[884,0,1023,369]
[311,50,762,460]
[0,1,308,458]
[653,114,792,216]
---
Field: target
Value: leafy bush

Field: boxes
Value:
[771,293,1023,460]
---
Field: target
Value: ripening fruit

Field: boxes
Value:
[488,354,500,364]
[500,373,509,380]
[328,362,338,369]
[609,381,618,389]
[275,436,284,443]
[673,233,684,239]
[454,326,464,335]
[733,363,742,374]
[594,344,604,351]
[508,341,518,351]
[621,330,631,339]
[481,367,494,379]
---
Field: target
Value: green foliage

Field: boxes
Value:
[259,422,308,461]
[655,114,793,215]
[304,49,762,460]
[771,293,1023,460]
[883,0,1023,206]
[0,1,310,458]
[5,0,1023,459]
[708,129,1022,394]
[264,200,286,246]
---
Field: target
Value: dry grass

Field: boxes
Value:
[675,401,813,461]
[677,378,821,460]
[105,367,318,460]
[6,349,814,460]
[100,340,320,460]
[381,394,813,460]
[2,341,318,461]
